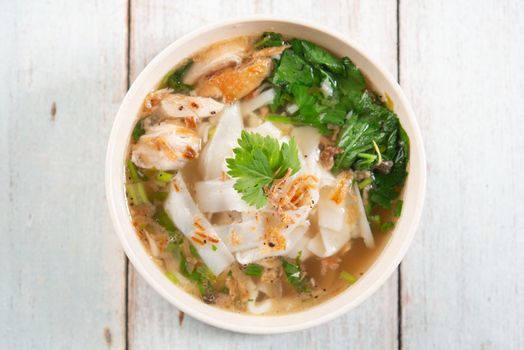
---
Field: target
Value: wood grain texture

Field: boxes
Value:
[127,1,399,349]
[0,1,128,349]
[399,0,524,348]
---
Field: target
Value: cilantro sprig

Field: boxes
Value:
[226,131,301,208]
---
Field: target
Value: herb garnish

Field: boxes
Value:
[281,252,310,293]
[244,263,264,277]
[226,131,301,208]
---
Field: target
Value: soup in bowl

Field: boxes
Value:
[106,17,425,333]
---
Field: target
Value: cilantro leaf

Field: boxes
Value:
[281,255,310,293]
[226,131,301,208]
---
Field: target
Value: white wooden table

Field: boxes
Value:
[2,1,523,349]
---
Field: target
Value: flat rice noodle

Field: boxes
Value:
[235,213,310,265]
[246,279,273,314]
[319,226,351,257]
[314,173,356,257]
[319,167,336,187]
[194,179,254,213]
[291,127,325,184]
[317,187,345,231]
[198,103,243,180]
[351,182,375,248]
[246,121,283,139]
[240,89,275,115]
[284,234,313,261]
[164,173,234,275]
[214,219,264,253]
[307,233,331,258]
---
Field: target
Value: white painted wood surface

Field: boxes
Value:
[399,0,524,348]
[0,1,128,349]
[2,0,524,349]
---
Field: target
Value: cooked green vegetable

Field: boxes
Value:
[189,244,200,258]
[259,32,409,213]
[151,191,168,201]
[394,199,404,217]
[178,252,216,299]
[132,119,146,141]
[292,39,345,74]
[273,50,317,87]
[165,271,179,285]
[126,182,149,206]
[266,38,367,134]
[368,126,409,209]
[358,177,373,189]
[339,271,357,284]
[155,170,174,183]
[254,31,285,49]
[127,159,145,182]
[281,253,310,293]
[153,208,179,238]
[380,221,395,232]
[226,131,301,208]
[162,59,193,93]
[244,263,264,277]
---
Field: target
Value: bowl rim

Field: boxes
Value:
[105,15,426,334]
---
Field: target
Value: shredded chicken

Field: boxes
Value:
[196,57,273,103]
[225,265,252,308]
[131,123,201,171]
[160,94,224,120]
[320,256,341,275]
[183,36,252,85]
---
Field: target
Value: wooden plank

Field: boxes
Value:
[0,1,128,349]
[400,0,524,348]
[127,1,399,349]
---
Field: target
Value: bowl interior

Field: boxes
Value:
[105,16,426,334]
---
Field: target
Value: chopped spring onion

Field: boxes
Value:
[358,177,373,189]
[219,286,229,294]
[368,214,381,225]
[151,191,168,201]
[208,126,217,139]
[394,200,403,217]
[165,271,179,284]
[380,221,395,232]
[126,182,149,205]
[189,244,200,258]
[211,245,218,251]
[339,271,357,285]
[127,159,144,182]
[266,114,293,123]
[132,119,146,141]
[156,170,174,183]
[153,208,178,237]
[372,140,382,165]
[244,263,264,277]
[357,153,377,162]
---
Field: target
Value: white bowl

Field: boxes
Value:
[105,16,426,334]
